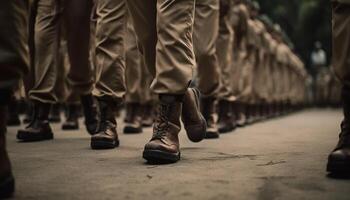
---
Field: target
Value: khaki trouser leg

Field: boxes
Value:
[54,39,68,103]
[93,0,126,101]
[193,0,221,97]
[0,0,29,89]
[30,0,93,103]
[64,0,94,96]
[140,61,155,104]
[125,20,142,103]
[29,0,61,103]
[126,0,195,95]
[216,0,235,101]
[332,2,350,87]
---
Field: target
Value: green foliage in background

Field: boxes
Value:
[257,0,331,71]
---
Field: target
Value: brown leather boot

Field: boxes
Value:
[201,97,219,139]
[327,86,350,173]
[62,104,80,130]
[91,99,119,149]
[0,90,15,198]
[218,100,236,134]
[17,102,53,142]
[123,103,143,134]
[143,95,182,163]
[181,88,206,142]
[81,94,99,135]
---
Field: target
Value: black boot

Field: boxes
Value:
[48,103,61,123]
[123,103,143,134]
[327,86,350,173]
[81,94,99,135]
[6,95,20,126]
[62,104,80,130]
[90,99,119,149]
[17,102,53,142]
[0,90,15,198]
[201,97,219,139]
[218,100,236,133]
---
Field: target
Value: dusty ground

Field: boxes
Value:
[6,109,350,200]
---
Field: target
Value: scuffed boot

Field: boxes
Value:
[0,91,15,198]
[202,97,219,139]
[218,100,236,134]
[143,95,182,163]
[124,103,143,134]
[17,102,53,142]
[6,95,20,126]
[327,86,350,173]
[142,104,154,127]
[91,99,119,149]
[62,104,80,130]
[81,94,99,135]
[48,103,61,123]
[181,88,206,143]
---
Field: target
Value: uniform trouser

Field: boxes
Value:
[193,0,221,98]
[125,20,154,104]
[271,61,281,103]
[256,53,272,104]
[216,0,235,101]
[126,0,195,95]
[239,51,255,104]
[92,0,126,102]
[29,0,93,104]
[0,0,29,89]
[332,2,350,87]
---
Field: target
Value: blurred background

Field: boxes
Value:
[258,0,331,74]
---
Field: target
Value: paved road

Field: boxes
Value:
[6,109,350,200]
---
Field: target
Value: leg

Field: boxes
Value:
[91,0,126,149]
[128,0,206,164]
[18,0,59,142]
[193,0,222,138]
[124,19,143,134]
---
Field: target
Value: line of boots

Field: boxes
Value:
[17,94,99,142]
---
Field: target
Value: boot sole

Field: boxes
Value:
[16,131,54,142]
[204,131,220,139]
[219,126,236,134]
[327,160,350,173]
[62,124,79,130]
[0,174,14,199]
[143,150,180,164]
[90,139,119,149]
[123,126,142,134]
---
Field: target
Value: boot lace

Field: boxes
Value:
[152,104,170,140]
